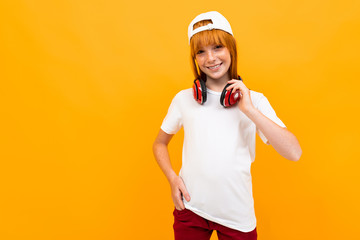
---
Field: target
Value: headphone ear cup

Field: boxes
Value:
[220,83,241,108]
[220,83,231,107]
[199,79,207,103]
[192,78,207,104]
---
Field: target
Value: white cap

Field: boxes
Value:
[188,11,233,45]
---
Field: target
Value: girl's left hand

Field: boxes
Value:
[226,79,255,113]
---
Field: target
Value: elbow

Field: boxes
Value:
[153,140,167,153]
[152,141,156,152]
[289,147,302,162]
[288,133,302,161]
[152,141,160,153]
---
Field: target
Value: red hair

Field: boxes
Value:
[190,20,238,81]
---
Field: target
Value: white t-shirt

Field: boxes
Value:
[161,88,286,232]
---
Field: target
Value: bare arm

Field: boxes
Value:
[226,79,302,161]
[245,107,302,161]
[152,129,191,210]
[153,129,177,182]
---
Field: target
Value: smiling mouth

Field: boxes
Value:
[207,63,222,70]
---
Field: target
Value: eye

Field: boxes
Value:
[196,50,204,54]
[215,45,223,49]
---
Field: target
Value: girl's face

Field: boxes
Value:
[195,43,231,82]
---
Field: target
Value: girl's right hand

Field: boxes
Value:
[169,175,191,210]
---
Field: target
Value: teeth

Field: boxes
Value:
[208,64,221,69]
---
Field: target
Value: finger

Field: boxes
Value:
[237,81,248,89]
[227,79,239,82]
[175,194,185,210]
[173,196,182,210]
[230,83,248,94]
[172,188,184,210]
[226,83,238,91]
[180,188,191,202]
[179,200,185,209]
[228,79,247,87]
[179,184,191,202]
[179,177,191,201]
[227,85,242,94]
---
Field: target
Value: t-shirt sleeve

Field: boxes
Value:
[256,94,286,145]
[160,93,183,135]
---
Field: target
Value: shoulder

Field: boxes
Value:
[250,89,266,108]
[177,88,192,96]
[173,88,192,100]
[167,88,193,108]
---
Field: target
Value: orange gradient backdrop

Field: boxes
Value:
[1,0,359,239]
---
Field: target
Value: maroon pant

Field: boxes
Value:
[173,208,257,240]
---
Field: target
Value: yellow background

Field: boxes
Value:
[1,0,359,239]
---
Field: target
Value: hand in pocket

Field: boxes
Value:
[170,175,191,210]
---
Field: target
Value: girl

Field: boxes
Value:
[153,11,302,240]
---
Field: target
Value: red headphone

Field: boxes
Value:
[192,75,243,108]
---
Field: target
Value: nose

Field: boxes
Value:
[206,50,216,62]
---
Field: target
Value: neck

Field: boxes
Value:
[205,73,231,92]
